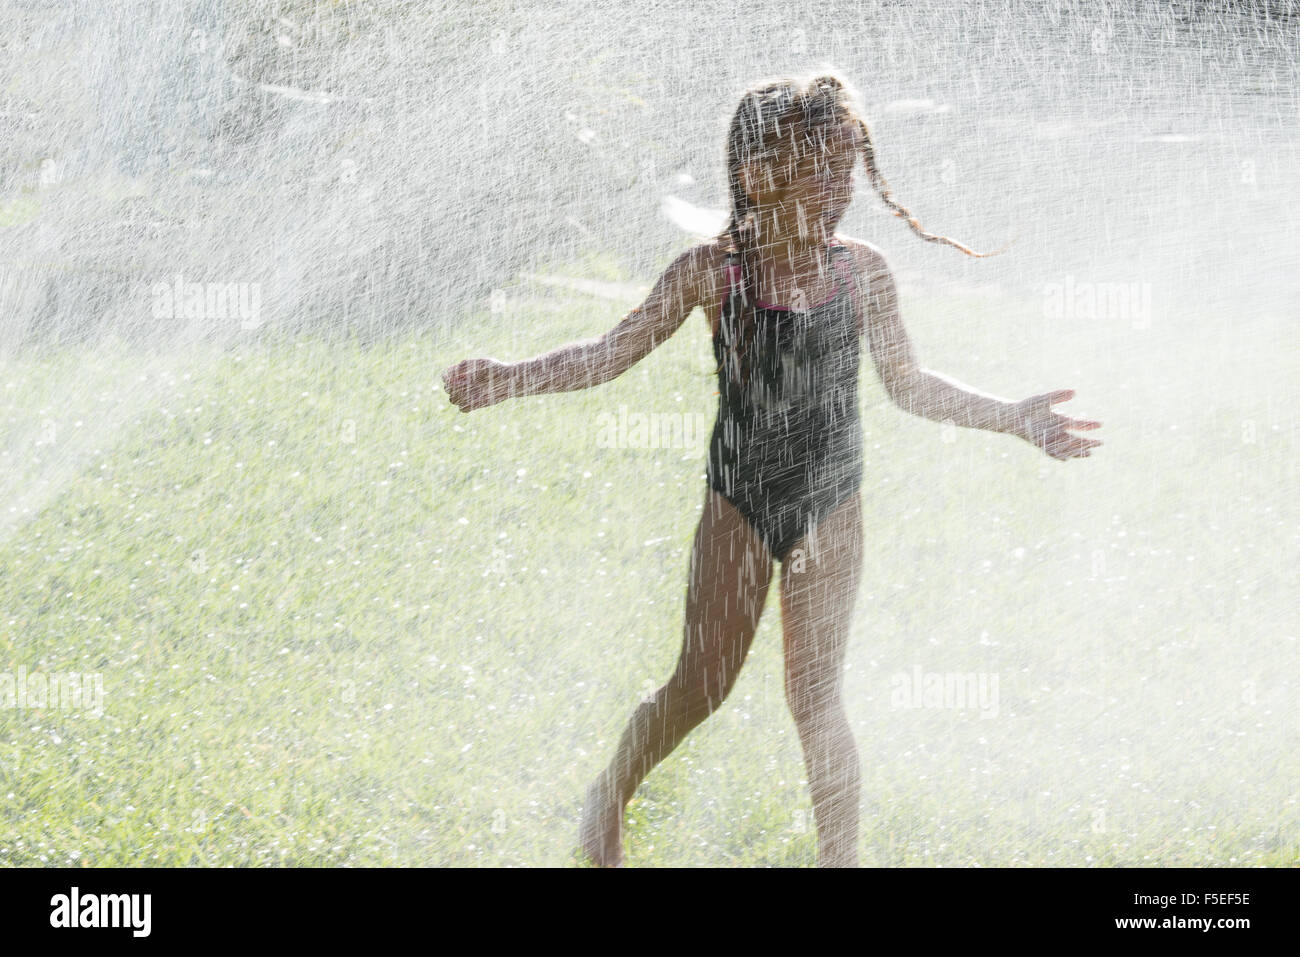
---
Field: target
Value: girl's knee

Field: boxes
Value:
[670,668,736,722]
[785,678,847,727]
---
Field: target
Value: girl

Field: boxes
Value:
[441,73,1102,867]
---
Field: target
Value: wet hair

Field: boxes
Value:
[715,72,997,385]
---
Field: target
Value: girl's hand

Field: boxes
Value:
[441,358,514,413]
[1012,389,1103,460]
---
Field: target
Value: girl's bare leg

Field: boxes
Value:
[579,487,773,866]
[780,492,864,868]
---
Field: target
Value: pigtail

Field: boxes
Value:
[856,117,1009,258]
[713,88,774,388]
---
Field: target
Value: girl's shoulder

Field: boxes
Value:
[691,238,739,267]
[671,239,738,300]
[831,233,891,276]
[676,240,738,339]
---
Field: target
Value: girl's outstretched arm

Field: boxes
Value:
[441,246,714,413]
[840,235,1103,461]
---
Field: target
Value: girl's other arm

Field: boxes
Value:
[843,237,1102,459]
[442,246,711,412]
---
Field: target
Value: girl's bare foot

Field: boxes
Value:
[578,775,626,867]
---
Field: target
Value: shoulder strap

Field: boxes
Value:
[827,243,864,335]
[722,250,742,298]
[829,243,858,294]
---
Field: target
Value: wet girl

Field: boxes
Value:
[441,72,1102,867]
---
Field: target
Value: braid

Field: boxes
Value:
[713,89,771,387]
[714,214,760,386]
[856,117,1009,258]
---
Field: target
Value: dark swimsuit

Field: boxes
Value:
[706,242,864,563]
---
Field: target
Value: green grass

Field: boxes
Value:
[1,266,1298,867]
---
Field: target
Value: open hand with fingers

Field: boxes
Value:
[1012,389,1102,460]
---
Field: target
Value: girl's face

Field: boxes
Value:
[747,118,862,232]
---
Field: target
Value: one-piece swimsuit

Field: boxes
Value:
[706,242,864,562]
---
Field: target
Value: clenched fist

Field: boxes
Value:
[440,358,515,413]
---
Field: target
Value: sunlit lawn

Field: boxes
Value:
[2,259,1298,866]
